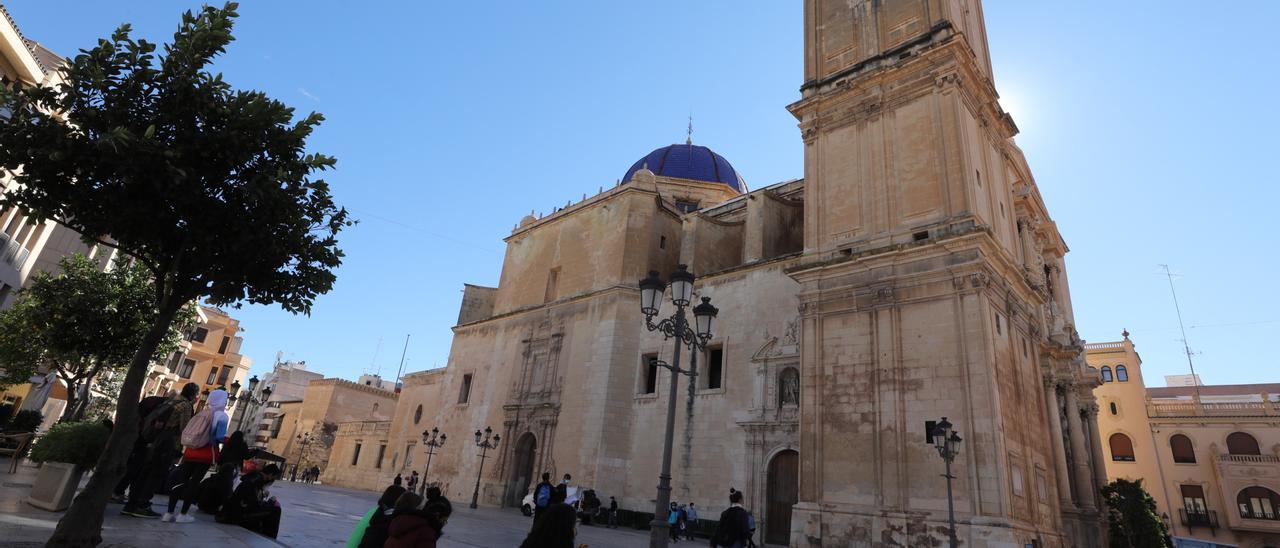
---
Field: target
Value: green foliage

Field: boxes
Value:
[28,421,111,468]
[1102,478,1171,548]
[0,255,196,420]
[7,409,43,433]
[0,2,351,316]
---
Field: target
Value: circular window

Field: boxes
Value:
[414,404,423,425]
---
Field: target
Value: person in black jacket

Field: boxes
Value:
[710,490,753,548]
[217,464,283,538]
[521,488,576,548]
[358,484,407,548]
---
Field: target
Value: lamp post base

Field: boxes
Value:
[648,520,671,548]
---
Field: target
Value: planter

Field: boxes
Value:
[27,461,84,511]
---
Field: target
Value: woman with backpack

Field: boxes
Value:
[164,388,229,523]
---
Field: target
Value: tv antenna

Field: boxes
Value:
[1160,264,1202,399]
[368,337,383,376]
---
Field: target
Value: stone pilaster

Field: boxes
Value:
[1084,401,1109,493]
[1043,377,1074,508]
[1064,387,1096,510]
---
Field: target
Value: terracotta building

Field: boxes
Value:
[321,1,1107,545]
[1092,335,1280,548]
[266,378,396,478]
[141,306,253,406]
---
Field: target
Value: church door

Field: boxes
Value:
[505,433,537,507]
[766,450,798,545]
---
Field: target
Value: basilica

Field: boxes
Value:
[319,1,1108,546]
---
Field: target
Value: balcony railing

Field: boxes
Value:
[1220,454,1280,464]
[1240,507,1279,521]
[1084,342,1125,350]
[1147,400,1280,418]
[1179,508,1218,530]
[0,231,30,269]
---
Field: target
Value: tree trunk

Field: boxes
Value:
[46,297,182,548]
[59,378,79,423]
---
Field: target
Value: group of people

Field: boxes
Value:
[348,482,453,548]
[109,382,284,539]
[297,464,321,483]
[665,501,699,542]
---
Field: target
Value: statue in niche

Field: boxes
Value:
[783,318,799,346]
[779,368,800,406]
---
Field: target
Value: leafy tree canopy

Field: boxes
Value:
[0,255,195,420]
[1102,478,1171,548]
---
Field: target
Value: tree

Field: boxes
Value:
[0,4,350,545]
[1101,478,1172,548]
[0,255,194,422]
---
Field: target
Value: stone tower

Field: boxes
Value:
[786,1,1105,546]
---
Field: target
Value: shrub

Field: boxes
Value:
[28,421,110,469]
[7,409,42,432]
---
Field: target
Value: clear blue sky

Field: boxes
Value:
[7,2,1278,387]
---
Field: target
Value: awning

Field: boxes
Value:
[245,447,287,463]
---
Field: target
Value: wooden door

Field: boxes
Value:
[766,450,799,545]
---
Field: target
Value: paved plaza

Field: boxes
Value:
[0,458,652,547]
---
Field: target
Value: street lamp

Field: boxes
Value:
[294,432,314,481]
[421,427,446,495]
[931,417,963,548]
[230,375,272,432]
[469,426,500,509]
[639,264,718,548]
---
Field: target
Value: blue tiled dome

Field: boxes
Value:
[623,144,745,193]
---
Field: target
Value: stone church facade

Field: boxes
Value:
[322,1,1108,546]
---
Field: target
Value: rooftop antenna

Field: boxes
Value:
[686,115,693,145]
[1160,264,1202,399]
[368,336,383,376]
[394,334,410,387]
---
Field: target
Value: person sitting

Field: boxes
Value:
[217,463,283,538]
[356,484,407,548]
[385,493,453,548]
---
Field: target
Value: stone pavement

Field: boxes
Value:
[0,457,653,547]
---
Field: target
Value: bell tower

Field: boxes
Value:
[787,1,1105,546]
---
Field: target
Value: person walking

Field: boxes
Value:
[608,496,618,529]
[393,473,403,487]
[217,463,284,538]
[685,502,699,540]
[164,388,229,523]
[122,383,199,518]
[521,488,576,548]
[532,472,554,521]
[407,470,419,494]
[110,394,170,504]
[310,465,321,484]
[668,501,681,542]
[710,490,753,548]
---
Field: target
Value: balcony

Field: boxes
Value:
[1147,399,1280,418]
[1215,454,1280,534]
[1179,509,1218,531]
[0,231,30,269]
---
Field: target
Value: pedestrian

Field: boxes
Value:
[608,496,618,529]
[122,383,198,518]
[394,473,403,487]
[217,463,283,538]
[111,393,171,505]
[668,501,681,542]
[425,485,452,516]
[555,473,572,501]
[532,472,554,520]
[407,470,419,494]
[385,493,453,548]
[710,489,753,548]
[521,487,576,548]
[354,484,407,548]
[311,465,321,484]
[686,502,699,540]
[164,387,229,523]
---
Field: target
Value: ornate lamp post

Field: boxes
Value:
[294,432,314,481]
[931,417,963,548]
[639,264,718,548]
[229,375,271,433]
[421,427,446,495]
[469,426,500,509]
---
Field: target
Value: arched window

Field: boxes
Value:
[779,368,800,407]
[413,404,423,425]
[1170,434,1196,463]
[1109,402,1118,415]
[1110,433,1136,461]
[1227,432,1262,456]
[1237,486,1280,520]
[1115,365,1129,382]
[1101,366,1113,382]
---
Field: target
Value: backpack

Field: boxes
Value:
[535,483,552,508]
[139,397,178,442]
[181,406,214,448]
